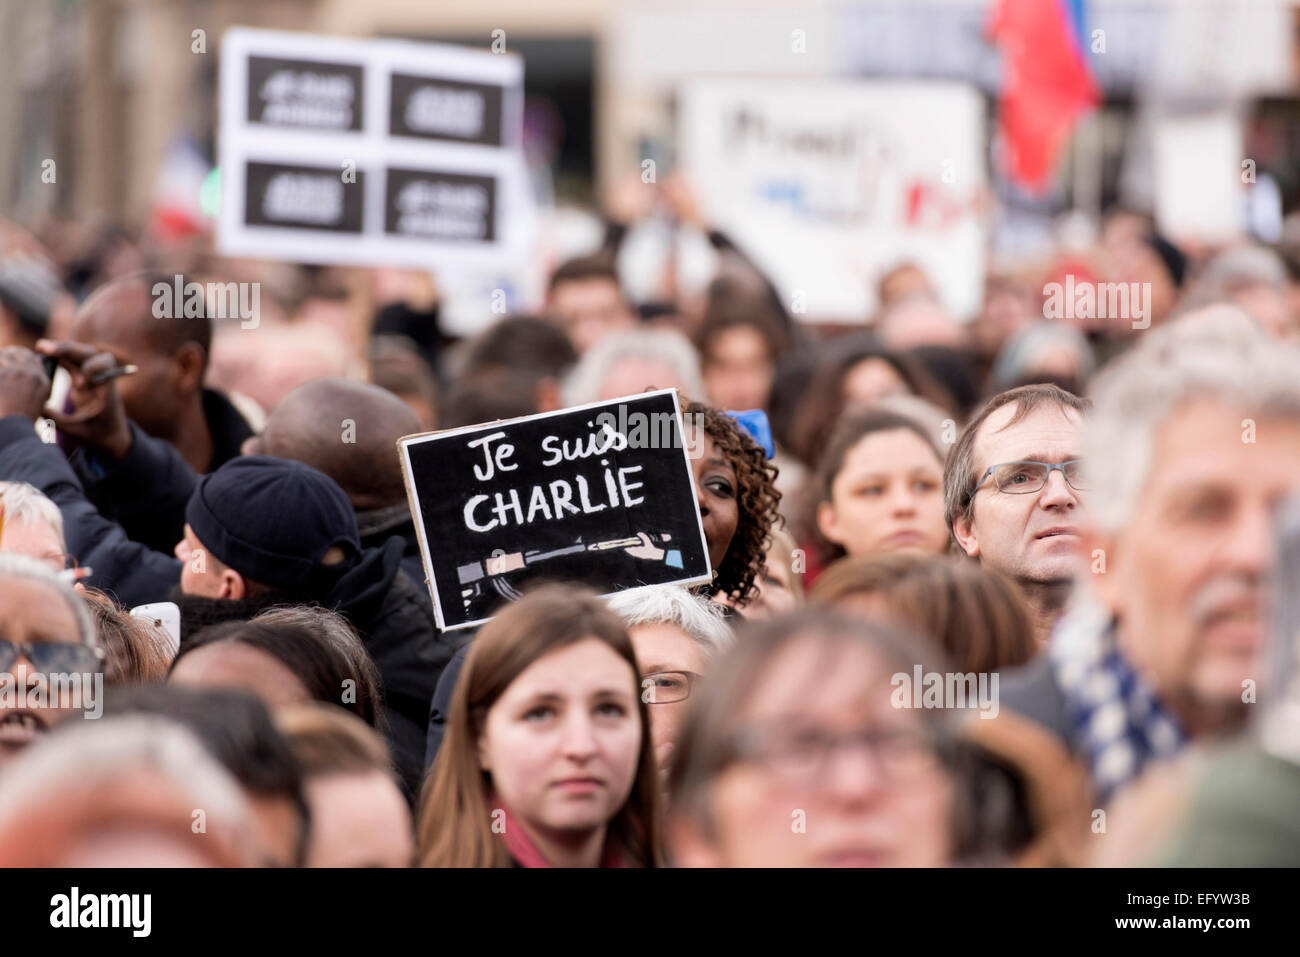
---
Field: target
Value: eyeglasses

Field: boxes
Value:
[972,459,1086,498]
[0,640,105,675]
[640,671,700,705]
[724,723,939,782]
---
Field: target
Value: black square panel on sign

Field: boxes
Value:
[244,161,365,233]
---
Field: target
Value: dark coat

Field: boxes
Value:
[0,416,182,607]
[326,537,464,796]
[424,639,471,771]
[201,387,256,471]
[356,505,428,591]
[71,421,199,557]
[70,387,250,555]
[997,651,1074,745]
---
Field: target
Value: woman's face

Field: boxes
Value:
[817,429,949,557]
[703,326,775,412]
[479,638,642,839]
[678,637,955,867]
[842,358,909,406]
[728,553,798,620]
[686,427,740,572]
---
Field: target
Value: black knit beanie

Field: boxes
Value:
[185,456,361,592]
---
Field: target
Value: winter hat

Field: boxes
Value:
[185,456,361,592]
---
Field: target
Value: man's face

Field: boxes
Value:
[629,622,708,778]
[71,285,183,436]
[1091,400,1300,719]
[548,278,635,354]
[0,577,90,765]
[174,524,235,598]
[954,404,1086,585]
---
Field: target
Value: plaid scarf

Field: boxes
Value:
[1048,598,1187,803]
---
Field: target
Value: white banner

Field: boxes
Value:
[679,79,986,321]
[217,28,536,270]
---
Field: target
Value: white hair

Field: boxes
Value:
[0,481,65,551]
[0,552,96,647]
[606,585,734,660]
[1201,244,1288,291]
[562,329,704,407]
[1085,304,1300,533]
[991,320,1096,391]
[0,715,251,842]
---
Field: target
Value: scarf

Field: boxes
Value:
[355,503,413,539]
[170,586,310,643]
[493,801,628,868]
[1047,596,1187,804]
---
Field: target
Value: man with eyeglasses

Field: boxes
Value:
[0,553,104,767]
[943,383,1091,644]
[606,586,734,787]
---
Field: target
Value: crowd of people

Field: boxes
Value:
[1,191,1299,867]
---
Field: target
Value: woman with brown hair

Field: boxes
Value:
[785,334,957,467]
[809,552,1038,674]
[418,584,660,867]
[796,407,951,587]
[80,587,173,684]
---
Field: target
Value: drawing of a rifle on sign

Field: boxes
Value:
[458,531,685,609]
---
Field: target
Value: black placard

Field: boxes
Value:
[401,391,711,630]
[244,161,365,233]
[384,168,496,242]
[246,55,364,131]
[389,73,504,146]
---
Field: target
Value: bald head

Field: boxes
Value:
[73,274,211,366]
[254,379,421,509]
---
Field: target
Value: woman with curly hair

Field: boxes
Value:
[682,399,781,609]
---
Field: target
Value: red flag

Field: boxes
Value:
[988,0,1101,192]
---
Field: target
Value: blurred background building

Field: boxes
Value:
[2,0,1298,326]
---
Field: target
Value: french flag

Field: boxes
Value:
[988,0,1101,192]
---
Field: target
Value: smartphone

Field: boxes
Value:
[42,356,71,426]
[129,601,181,659]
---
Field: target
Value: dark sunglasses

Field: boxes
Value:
[0,640,105,674]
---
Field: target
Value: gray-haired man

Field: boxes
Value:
[1002,305,1300,802]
